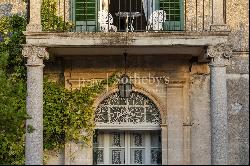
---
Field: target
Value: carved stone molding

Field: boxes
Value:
[207,44,233,67]
[22,46,49,66]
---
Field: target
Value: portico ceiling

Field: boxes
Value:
[47,45,206,57]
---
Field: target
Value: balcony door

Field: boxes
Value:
[109,0,147,31]
[93,130,162,165]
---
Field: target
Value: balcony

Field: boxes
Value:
[25,0,230,59]
[38,0,226,33]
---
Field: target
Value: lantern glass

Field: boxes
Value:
[118,74,132,98]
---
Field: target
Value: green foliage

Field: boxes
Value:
[0,52,26,165]
[0,15,26,79]
[43,74,117,151]
[41,0,73,31]
[0,14,27,165]
[1,2,113,165]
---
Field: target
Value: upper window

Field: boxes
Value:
[158,0,184,30]
[71,0,184,32]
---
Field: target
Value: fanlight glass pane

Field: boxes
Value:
[95,92,161,125]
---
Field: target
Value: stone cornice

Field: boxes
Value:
[22,45,49,66]
[207,44,233,67]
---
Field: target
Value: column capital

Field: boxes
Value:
[207,44,233,67]
[22,46,49,66]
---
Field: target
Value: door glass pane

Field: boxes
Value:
[130,132,145,147]
[93,130,162,165]
[130,148,145,164]
[110,132,125,147]
[110,148,125,164]
[151,148,162,164]
[151,131,161,147]
[93,131,104,147]
[93,148,104,165]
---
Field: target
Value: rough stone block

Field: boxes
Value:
[227,54,249,74]
[227,77,249,165]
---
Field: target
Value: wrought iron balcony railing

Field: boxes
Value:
[39,0,222,32]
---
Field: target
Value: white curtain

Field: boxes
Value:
[142,0,154,21]
[101,0,109,11]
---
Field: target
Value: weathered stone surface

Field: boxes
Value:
[227,77,249,165]
[0,3,12,17]
[227,0,249,52]
[44,149,65,165]
[227,54,249,74]
[0,1,26,17]
[190,63,210,75]
[23,46,49,165]
[190,74,211,165]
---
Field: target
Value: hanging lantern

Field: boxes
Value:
[118,74,132,98]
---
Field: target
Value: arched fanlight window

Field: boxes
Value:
[95,92,161,129]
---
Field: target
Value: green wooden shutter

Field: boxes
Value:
[158,0,184,31]
[72,0,97,32]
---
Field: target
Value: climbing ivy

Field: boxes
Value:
[0,1,116,165]
[41,0,73,31]
[0,15,27,165]
[43,74,117,151]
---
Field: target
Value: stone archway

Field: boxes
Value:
[93,91,162,165]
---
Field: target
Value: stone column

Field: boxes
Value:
[23,46,49,165]
[207,44,232,165]
[26,0,42,32]
[210,0,229,31]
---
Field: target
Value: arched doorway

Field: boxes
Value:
[93,91,162,165]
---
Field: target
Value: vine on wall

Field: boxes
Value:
[0,1,116,165]
[43,75,117,151]
[41,0,73,31]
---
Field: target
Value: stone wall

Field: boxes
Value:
[0,0,26,17]
[226,0,249,164]
[189,63,211,164]
[43,54,212,165]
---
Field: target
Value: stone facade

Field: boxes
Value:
[1,0,248,165]
[226,0,249,165]
[0,0,26,17]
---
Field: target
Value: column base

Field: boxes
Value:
[210,24,230,32]
[26,23,42,32]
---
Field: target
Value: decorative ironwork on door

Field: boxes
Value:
[95,91,161,126]
[93,131,162,165]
